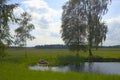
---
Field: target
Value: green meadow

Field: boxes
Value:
[0,48,120,80]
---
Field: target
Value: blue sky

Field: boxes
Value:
[9,0,120,46]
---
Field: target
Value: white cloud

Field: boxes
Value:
[11,0,64,46]
[13,7,24,17]
[105,16,120,24]
[49,22,61,34]
[27,35,64,47]
[103,16,120,46]
[12,0,120,47]
[22,0,48,10]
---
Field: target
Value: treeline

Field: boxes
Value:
[100,45,120,48]
[34,45,120,49]
[10,45,120,49]
[34,44,67,49]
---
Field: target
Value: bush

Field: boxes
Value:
[0,42,7,58]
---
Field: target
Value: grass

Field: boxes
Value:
[0,48,120,80]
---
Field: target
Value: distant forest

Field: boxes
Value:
[10,44,120,49]
[34,44,67,49]
[35,45,120,49]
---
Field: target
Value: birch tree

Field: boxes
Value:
[61,0,111,57]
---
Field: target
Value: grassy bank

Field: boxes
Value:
[0,48,120,80]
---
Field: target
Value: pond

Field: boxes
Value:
[29,62,120,75]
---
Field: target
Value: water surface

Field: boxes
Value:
[29,62,120,75]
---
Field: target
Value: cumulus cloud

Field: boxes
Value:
[11,0,64,46]
[103,16,120,46]
[13,7,24,17]
[12,0,120,46]
[27,35,64,46]
[105,16,120,24]
[22,0,48,10]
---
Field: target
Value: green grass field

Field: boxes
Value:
[0,48,120,80]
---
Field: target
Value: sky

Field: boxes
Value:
[8,0,120,47]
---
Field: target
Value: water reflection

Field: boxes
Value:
[29,62,120,75]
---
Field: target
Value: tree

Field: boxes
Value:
[15,12,35,57]
[84,0,111,57]
[61,1,88,56]
[0,0,18,57]
[61,0,111,57]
